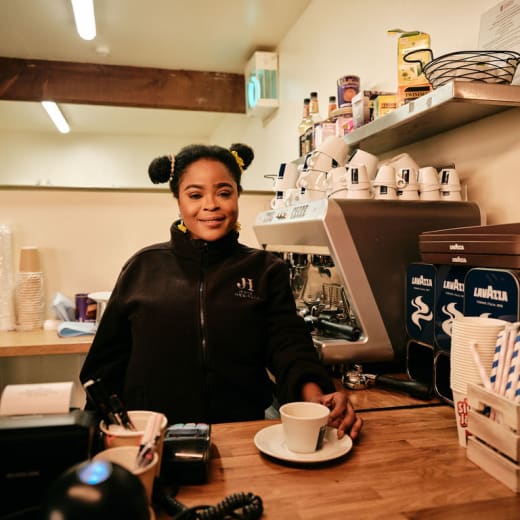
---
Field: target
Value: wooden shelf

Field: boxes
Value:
[0,329,92,357]
[344,81,520,154]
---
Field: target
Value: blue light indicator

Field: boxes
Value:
[247,73,261,109]
[78,460,112,485]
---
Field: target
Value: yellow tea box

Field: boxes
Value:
[392,30,432,106]
[373,94,397,119]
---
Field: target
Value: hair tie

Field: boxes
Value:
[169,154,176,180]
[231,150,244,172]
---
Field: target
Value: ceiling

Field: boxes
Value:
[0,0,311,137]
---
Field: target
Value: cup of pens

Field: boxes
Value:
[99,410,168,476]
[450,316,509,447]
[93,446,159,503]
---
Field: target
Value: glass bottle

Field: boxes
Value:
[298,98,312,157]
[309,91,323,150]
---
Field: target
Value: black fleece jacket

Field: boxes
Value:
[80,223,334,424]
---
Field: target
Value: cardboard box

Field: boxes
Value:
[373,94,397,119]
[395,30,432,106]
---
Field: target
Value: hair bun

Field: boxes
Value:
[148,156,172,184]
[230,143,254,171]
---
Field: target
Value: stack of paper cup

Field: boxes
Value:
[450,316,508,446]
[0,224,16,331]
[15,246,44,331]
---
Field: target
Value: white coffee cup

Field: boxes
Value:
[347,165,371,190]
[347,187,373,199]
[297,168,327,193]
[418,166,440,187]
[326,166,348,193]
[380,152,420,176]
[274,162,299,190]
[279,401,330,453]
[397,188,420,201]
[328,188,349,199]
[440,190,463,201]
[439,168,461,189]
[396,167,418,190]
[373,164,396,188]
[270,190,286,209]
[315,135,350,166]
[285,187,309,206]
[420,189,441,201]
[374,184,397,200]
[347,149,379,180]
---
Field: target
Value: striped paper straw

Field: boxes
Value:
[505,324,520,400]
[498,323,516,396]
[490,328,509,390]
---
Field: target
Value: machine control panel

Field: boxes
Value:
[255,198,328,224]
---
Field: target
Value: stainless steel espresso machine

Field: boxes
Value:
[253,198,482,370]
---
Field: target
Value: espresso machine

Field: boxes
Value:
[253,198,482,370]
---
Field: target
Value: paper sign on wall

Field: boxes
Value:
[479,0,520,84]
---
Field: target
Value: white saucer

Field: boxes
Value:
[254,424,352,463]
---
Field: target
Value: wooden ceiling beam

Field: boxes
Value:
[0,57,246,114]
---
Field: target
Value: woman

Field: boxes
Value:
[80,143,362,440]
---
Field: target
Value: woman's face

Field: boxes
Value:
[178,158,239,241]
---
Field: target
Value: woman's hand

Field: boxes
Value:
[320,391,363,441]
[301,382,363,441]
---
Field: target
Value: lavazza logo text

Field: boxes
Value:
[473,285,508,302]
[412,275,432,287]
[443,279,464,292]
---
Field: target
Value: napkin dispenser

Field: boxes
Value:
[0,410,95,518]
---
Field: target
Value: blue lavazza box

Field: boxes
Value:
[434,265,469,352]
[464,268,520,322]
[405,263,436,345]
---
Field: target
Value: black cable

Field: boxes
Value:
[171,492,263,520]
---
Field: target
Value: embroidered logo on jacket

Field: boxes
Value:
[235,277,258,300]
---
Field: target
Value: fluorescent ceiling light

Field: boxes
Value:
[41,101,71,134]
[71,0,96,40]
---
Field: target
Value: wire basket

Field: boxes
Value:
[404,49,520,89]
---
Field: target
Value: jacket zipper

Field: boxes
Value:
[199,251,210,418]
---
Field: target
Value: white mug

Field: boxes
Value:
[347,149,379,180]
[374,185,397,200]
[373,164,396,188]
[380,152,420,175]
[396,167,418,189]
[274,162,299,190]
[270,191,286,209]
[280,401,330,453]
[315,135,350,166]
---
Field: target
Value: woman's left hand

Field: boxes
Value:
[317,391,363,441]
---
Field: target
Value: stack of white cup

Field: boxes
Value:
[346,164,373,199]
[417,166,441,200]
[396,167,420,201]
[372,164,397,200]
[439,168,462,201]
[450,316,508,447]
[270,162,305,209]
[297,135,349,201]
[326,166,349,199]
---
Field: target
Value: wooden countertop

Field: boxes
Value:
[0,329,92,357]
[159,405,520,519]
